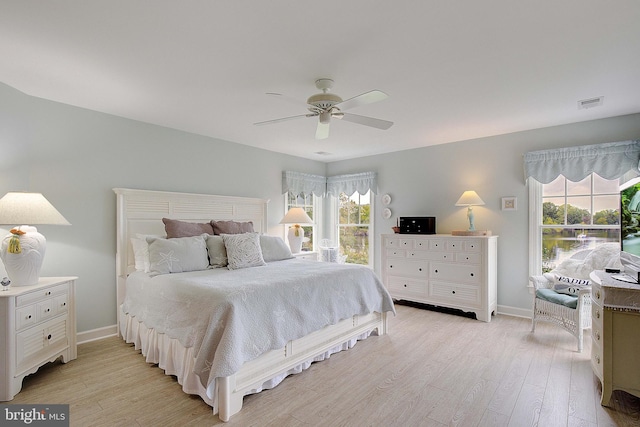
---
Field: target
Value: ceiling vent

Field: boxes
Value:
[578,96,604,109]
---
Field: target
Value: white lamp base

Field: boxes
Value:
[287,226,304,254]
[0,226,46,286]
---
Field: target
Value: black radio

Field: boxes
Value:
[399,217,436,234]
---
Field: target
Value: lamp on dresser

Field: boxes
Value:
[280,207,313,254]
[0,192,70,287]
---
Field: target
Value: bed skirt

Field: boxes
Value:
[119,311,373,416]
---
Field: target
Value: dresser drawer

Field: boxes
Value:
[430,262,480,283]
[429,281,481,307]
[387,276,428,297]
[16,283,69,307]
[591,283,604,305]
[591,338,603,380]
[407,250,453,261]
[455,252,481,264]
[386,259,428,277]
[386,248,405,258]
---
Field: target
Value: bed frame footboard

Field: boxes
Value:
[217,311,388,422]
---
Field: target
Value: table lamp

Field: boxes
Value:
[0,192,70,287]
[455,190,485,231]
[279,207,313,254]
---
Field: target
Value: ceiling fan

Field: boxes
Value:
[254,78,393,140]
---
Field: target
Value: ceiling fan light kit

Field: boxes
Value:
[255,78,393,139]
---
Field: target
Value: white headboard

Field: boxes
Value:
[113,188,270,320]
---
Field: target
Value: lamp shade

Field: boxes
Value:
[455,191,485,207]
[279,207,313,225]
[0,192,70,287]
[0,192,70,225]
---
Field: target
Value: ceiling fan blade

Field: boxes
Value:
[337,112,393,130]
[315,121,330,140]
[254,113,315,126]
[336,90,388,111]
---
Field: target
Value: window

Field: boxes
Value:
[530,173,620,274]
[337,190,373,266]
[286,192,318,252]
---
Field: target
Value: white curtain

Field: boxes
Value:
[282,171,327,197]
[523,140,640,184]
[326,172,378,197]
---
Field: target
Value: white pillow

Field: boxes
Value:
[222,233,266,270]
[147,235,209,275]
[206,235,228,268]
[130,233,163,272]
[260,235,293,262]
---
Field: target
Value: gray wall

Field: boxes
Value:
[2,81,640,331]
[327,114,640,315]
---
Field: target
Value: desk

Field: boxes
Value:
[589,271,640,406]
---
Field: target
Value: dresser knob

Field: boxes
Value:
[418,268,422,272]
[595,356,600,364]
[452,290,456,294]
[596,310,600,319]
[470,273,474,277]
[596,332,600,341]
[27,315,32,320]
[434,269,438,273]
[596,291,601,299]
[47,334,52,340]
[403,284,407,287]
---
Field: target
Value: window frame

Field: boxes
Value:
[335,190,374,267]
[528,173,620,281]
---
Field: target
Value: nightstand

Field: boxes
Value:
[293,251,319,261]
[0,277,77,401]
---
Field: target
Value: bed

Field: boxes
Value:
[113,188,394,422]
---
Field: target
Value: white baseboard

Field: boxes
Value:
[497,305,532,319]
[77,325,118,344]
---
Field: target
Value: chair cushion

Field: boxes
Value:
[536,288,578,309]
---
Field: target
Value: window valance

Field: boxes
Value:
[326,171,378,197]
[523,140,640,184]
[282,171,327,197]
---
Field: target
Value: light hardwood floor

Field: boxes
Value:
[8,304,640,426]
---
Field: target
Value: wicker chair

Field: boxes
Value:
[530,249,593,352]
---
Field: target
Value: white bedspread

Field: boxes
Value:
[122,259,395,388]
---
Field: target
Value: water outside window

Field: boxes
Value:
[541,174,620,273]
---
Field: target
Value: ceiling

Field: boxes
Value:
[2,1,639,162]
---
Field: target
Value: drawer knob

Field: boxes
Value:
[470,273,474,277]
[27,315,32,320]
[403,284,407,287]
[452,290,456,294]
[596,310,600,319]
[596,291,601,299]
[443,255,447,259]
[47,334,52,340]
[418,268,422,272]
[434,269,438,273]
[595,356,600,364]
[390,265,394,268]
[61,302,66,307]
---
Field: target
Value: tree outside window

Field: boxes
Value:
[337,191,371,265]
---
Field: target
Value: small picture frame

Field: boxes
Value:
[502,197,517,211]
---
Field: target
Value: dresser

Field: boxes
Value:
[589,271,640,406]
[0,277,77,401]
[381,234,498,322]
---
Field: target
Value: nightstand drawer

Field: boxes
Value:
[15,305,37,330]
[16,283,69,307]
[16,316,69,375]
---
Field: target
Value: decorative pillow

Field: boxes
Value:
[544,273,591,295]
[222,233,266,270]
[163,218,214,238]
[260,235,293,262]
[206,235,228,268]
[130,233,163,272]
[147,235,209,275]
[212,220,254,235]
